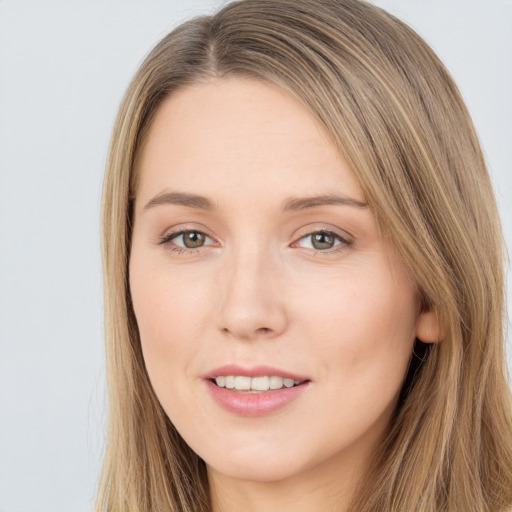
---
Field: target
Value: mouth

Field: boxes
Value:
[205,370,311,416]
[210,375,309,393]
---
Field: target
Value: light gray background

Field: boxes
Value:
[0,1,511,511]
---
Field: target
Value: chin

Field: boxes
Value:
[207,454,308,484]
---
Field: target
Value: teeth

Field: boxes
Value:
[214,375,304,391]
[283,378,295,388]
[252,376,270,391]
[234,376,251,390]
[269,376,284,389]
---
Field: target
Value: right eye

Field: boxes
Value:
[160,229,216,252]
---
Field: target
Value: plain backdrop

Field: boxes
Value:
[0,1,511,511]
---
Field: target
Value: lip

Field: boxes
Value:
[204,365,311,417]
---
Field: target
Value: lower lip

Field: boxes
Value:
[205,380,309,417]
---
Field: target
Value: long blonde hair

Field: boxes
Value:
[98,1,512,510]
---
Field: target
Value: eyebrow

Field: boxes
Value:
[143,191,368,212]
[143,192,215,211]
[281,194,368,212]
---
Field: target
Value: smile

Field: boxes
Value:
[213,375,304,392]
[205,366,311,416]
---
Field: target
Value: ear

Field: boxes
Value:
[416,309,445,343]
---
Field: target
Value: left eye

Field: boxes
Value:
[167,230,213,249]
[295,231,344,251]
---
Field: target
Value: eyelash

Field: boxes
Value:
[159,229,352,256]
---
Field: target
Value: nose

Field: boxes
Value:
[216,244,288,341]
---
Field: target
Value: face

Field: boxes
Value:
[129,78,429,488]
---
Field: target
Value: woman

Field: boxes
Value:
[98,0,512,510]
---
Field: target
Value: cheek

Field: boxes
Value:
[299,260,417,336]
[129,272,212,436]
[131,236,212,328]
[285,264,418,451]
[296,262,418,388]
[128,253,210,392]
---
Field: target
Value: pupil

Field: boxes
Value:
[184,232,205,248]
[312,233,334,250]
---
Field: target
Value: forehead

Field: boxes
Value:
[135,78,364,208]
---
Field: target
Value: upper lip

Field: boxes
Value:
[204,364,310,382]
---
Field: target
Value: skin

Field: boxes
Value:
[129,78,440,512]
